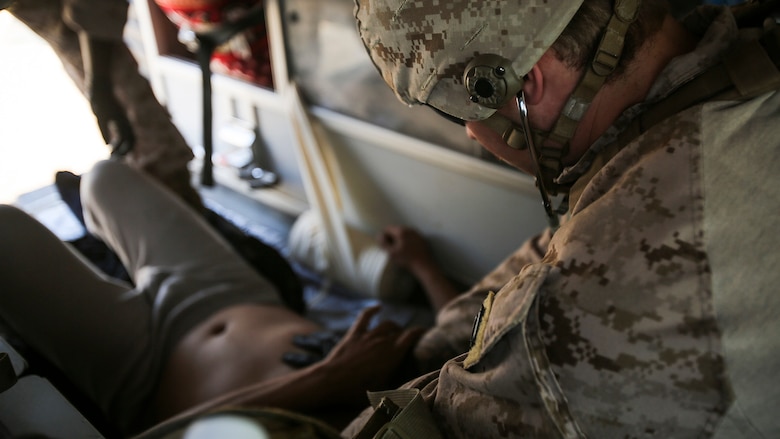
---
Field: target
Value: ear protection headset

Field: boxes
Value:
[463,54,530,151]
[464,54,524,109]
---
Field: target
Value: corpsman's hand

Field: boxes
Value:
[318,306,425,405]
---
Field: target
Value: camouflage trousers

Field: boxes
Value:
[9,0,203,211]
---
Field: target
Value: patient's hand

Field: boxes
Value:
[379,226,436,275]
[319,306,424,405]
[380,225,460,312]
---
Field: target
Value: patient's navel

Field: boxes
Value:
[208,321,227,336]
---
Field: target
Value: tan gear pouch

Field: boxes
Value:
[352,389,443,439]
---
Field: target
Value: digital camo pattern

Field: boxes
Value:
[344,6,780,438]
[402,106,736,436]
[354,0,583,121]
[533,105,730,437]
[425,49,725,439]
[413,229,552,373]
[365,108,738,436]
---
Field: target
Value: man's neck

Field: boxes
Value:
[569,14,699,159]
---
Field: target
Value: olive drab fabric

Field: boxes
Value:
[344,6,780,438]
[353,0,583,122]
[355,389,444,439]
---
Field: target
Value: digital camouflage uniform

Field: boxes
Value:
[413,229,552,374]
[347,5,780,438]
[8,0,201,208]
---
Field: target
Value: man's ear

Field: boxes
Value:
[522,64,544,105]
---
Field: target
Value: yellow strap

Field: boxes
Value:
[464,291,496,369]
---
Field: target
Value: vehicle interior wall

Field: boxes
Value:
[132,0,550,288]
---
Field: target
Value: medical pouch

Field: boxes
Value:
[352,388,443,439]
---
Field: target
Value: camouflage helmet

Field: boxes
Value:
[354,0,584,121]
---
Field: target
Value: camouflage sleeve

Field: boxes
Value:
[412,229,552,373]
[63,0,128,41]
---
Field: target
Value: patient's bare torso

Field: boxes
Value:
[153,303,322,419]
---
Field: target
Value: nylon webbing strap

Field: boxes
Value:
[551,0,641,141]
[726,37,780,96]
[539,0,641,196]
[482,114,527,150]
[641,25,780,132]
[353,389,443,439]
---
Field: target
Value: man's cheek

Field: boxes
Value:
[467,124,531,172]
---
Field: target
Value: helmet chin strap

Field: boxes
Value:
[481,0,641,229]
[545,0,642,154]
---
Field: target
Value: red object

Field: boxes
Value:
[154,0,274,88]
